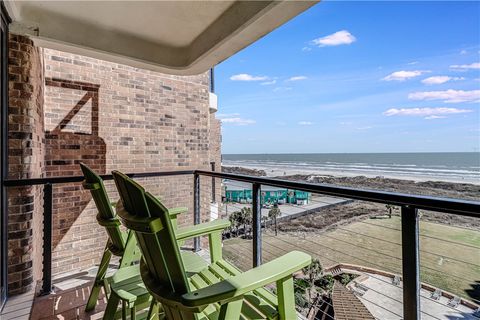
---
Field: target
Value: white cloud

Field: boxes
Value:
[302,47,312,52]
[261,80,276,85]
[217,113,239,118]
[421,76,464,85]
[273,87,292,92]
[298,121,313,126]
[217,113,255,126]
[356,126,373,130]
[219,118,256,126]
[382,70,429,81]
[311,30,356,47]
[408,89,480,103]
[450,62,480,70]
[383,107,473,119]
[460,49,468,55]
[287,76,308,81]
[230,73,269,81]
[407,61,419,65]
[425,115,446,120]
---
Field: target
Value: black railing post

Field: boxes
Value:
[41,183,53,295]
[210,162,215,203]
[193,173,201,252]
[252,182,262,267]
[401,205,420,320]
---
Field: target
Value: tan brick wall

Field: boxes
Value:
[7,36,222,293]
[7,34,45,295]
[42,49,219,275]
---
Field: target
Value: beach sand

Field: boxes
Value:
[223,163,480,185]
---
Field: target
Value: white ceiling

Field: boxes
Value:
[6,1,318,75]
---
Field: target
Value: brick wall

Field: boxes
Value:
[7,34,45,295]
[42,48,220,274]
[7,36,222,294]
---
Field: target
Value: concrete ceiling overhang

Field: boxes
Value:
[5,1,318,75]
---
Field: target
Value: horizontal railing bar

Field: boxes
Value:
[195,170,480,217]
[3,170,195,187]
[3,169,479,217]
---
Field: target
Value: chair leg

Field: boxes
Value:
[122,301,127,320]
[146,300,159,320]
[86,245,113,312]
[218,298,243,319]
[276,276,297,320]
[103,293,120,320]
[130,305,136,320]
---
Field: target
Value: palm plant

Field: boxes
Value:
[240,207,252,237]
[302,258,323,303]
[261,215,269,229]
[228,211,242,237]
[268,204,281,236]
[386,204,394,218]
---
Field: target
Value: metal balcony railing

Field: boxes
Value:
[3,169,480,320]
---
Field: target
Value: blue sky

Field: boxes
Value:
[215,1,480,154]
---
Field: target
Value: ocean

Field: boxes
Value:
[222,152,480,184]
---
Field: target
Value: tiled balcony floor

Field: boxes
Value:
[1,264,117,320]
[0,290,35,320]
[1,250,211,320]
[30,282,108,320]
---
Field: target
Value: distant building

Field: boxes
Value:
[330,282,375,320]
[223,180,310,205]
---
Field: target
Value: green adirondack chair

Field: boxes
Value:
[112,170,312,320]
[80,163,189,312]
[80,163,142,312]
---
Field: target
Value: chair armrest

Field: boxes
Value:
[168,207,188,217]
[181,251,311,307]
[175,219,231,241]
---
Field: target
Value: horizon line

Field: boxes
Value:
[222,151,480,155]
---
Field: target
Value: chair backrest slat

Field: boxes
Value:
[112,171,189,295]
[80,163,125,251]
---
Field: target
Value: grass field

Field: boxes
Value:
[223,216,480,302]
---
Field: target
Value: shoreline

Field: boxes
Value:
[222,163,480,185]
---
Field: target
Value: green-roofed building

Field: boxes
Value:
[223,180,311,205]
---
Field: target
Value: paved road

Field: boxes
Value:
[219,195,350,221]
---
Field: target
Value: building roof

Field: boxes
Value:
[6,1,317,75]
[223,180,288,192]
[331,282,375,320]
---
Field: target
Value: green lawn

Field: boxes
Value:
[223,216,480,301]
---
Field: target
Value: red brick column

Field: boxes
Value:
[7,34,45,295]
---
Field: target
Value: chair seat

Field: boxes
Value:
[115,256,282,320]
[109,266,144,299]
[109,251,211,304]
[188,259,280,320]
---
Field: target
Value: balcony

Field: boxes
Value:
[1,169,479,320]
[0,2,478,320]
